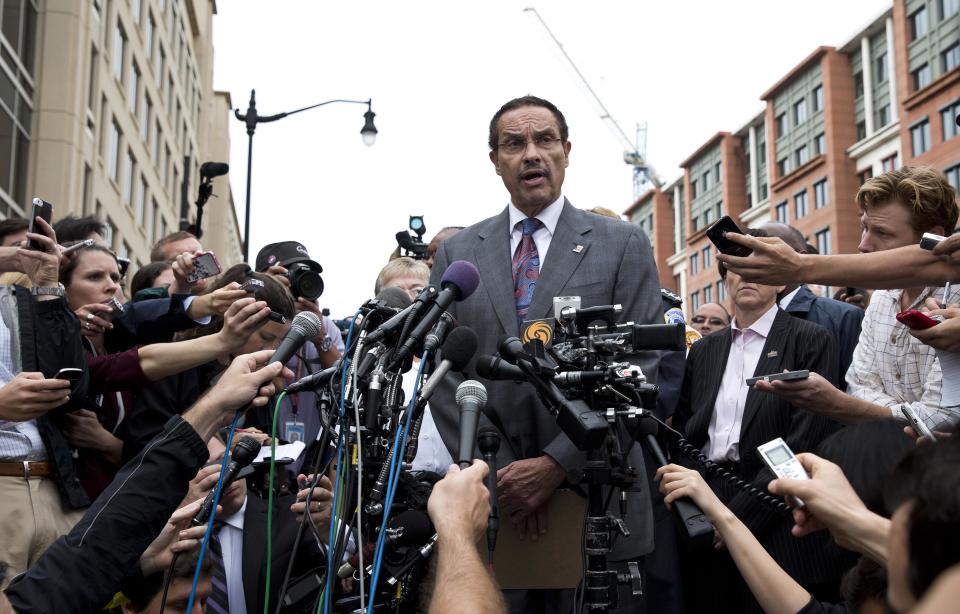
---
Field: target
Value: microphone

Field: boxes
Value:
[376,286,413,311]
[478,425,501,564]
[191,436,262,526]
[269,312,323,367]
[455,380,487,468]
[386,509,434,547]
[388,261,481,369]
[365,286,437,345]
[476,354,527,381]
[422,312,455,355]
[639,417,714,548]
[478,355,638,386]
[199,161,229,179]
[285,364,339,394]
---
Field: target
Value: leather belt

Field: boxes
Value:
[0,461,53,478]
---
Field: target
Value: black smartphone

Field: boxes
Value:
[746,369,810,386]
[54,367,84,383]
[25,198,54,251]
[706,215,753,257]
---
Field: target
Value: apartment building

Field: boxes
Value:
[623,184,676,290]
[0,0,241,277]
[629,0,959,315]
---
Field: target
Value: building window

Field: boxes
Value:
[702,246,712,269]
[946,163,960,190]
[691,290,700,311]
[146,13,154,60]
[162,144,171,188]
[814,132,826,155]
[794,99,808,125]
[127,62,140,114]
[913,63,932,91]
[812,85,823,112]
[136,174,146,224]
[141,94,152,140]
[796,145,809,166]
[103,218,116,248]
[112,22,126,82]
[702,170,712,191]
[911,6,929,40]
[944,0,960,18]
[715,161,721,183]
[881,153,899,172]
[858,168,873,185]
[691,179,698,199]
[692,215,701,232]
[717,281,726,302]
[759,141,766,165]
[108,119,121,181]
[778,157,791,177]
[795,189,808,219]
[856,121,867,141]
[776,113,787,137]
[875,52,888,83]
[703,285,713,303]
[760,182,768,201]
[690,253,699,275]
[854,71,864,99]
[147,198,156,242]
[122,149,135,204]
[155,46,165,87]
[814,178,828,209]
[877,103,890,128]
[942,101,960,141]
[776,201,788,223]
[815,227,832,255]
[911,119,932,155]
[944,44,960,72]
[153,120,161,162]
[714,202,722,221]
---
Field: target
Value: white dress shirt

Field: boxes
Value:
[705,304,779,463]
[402,361,454,475]
[778,287,802,311]
[218,499,248,614]
[507,194,564,268]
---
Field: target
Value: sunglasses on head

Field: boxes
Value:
[692,315,726,326]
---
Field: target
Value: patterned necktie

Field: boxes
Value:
[206,522,230,614]
[513,217,544,323]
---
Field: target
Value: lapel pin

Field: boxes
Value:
[767,350,778,358]
[573,245,584,253]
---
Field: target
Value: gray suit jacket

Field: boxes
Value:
[428,199,663,558]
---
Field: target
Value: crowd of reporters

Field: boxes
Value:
[1,165,960,614]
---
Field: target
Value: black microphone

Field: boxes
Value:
[422,312,455,355]
[365,286,437,345]
[639,417,714,548]
[269,312,323,367]
[476,354,527,381]
[388,261,481,370]
[199,161,229,179]
[478,425,501,564]
[191,436,262,526]
[456,380,487,468]
[285,364,339,394]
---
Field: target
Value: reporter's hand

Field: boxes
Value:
[16,217,60,288]
[74,303,115,336]
[204,349,294,412]
[291,474,334,537]
[62,408,117,453]
[910,300,960,352]
[932,233,960,265]
[655,464,726,520]
[216,296,270,351]
[429,461,490,543]
[139,499,216,575]
[265,265,290,288]
[715,234,805,286]
[187,282,248,319]
[0,372,70,420]
[903,425,952,444]
[752,372,842,416]
[838,291,869,310]
[171,251,211,292]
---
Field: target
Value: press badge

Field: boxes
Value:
[285,420,305,443]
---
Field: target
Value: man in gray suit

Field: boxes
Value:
[428,95,663,613]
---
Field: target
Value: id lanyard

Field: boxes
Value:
[284,354,306,443]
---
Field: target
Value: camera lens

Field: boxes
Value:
[288,263,324,300]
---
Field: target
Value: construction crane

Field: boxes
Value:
[523,6,662,199]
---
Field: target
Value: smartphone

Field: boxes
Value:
[706,215,753,257]
[187,251,222,283]
[268,310,286,324]
[60,239,95,256]
[757,437,809,507]
[920,232,947,250]
[25,198,54,251]
[116,257,131,278]
[746,369,810,386]
[896,309,941,330]
[105,297,125,314]
[241,278,265,293]
[901,404,936,442]
[54,367,84,383]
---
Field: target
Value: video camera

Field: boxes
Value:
[395,215,428,259]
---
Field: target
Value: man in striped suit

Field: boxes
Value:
[673,229,844,613]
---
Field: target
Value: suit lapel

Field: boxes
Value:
[527,200,592,320]
[242,500,266,614]
[741,309,790,436]
[475,209,518,337]
[691,331,732,440]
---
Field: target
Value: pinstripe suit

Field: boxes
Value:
[429,199,663,562]
[674,308,845,611]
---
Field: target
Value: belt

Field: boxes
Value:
[0,461,53,478]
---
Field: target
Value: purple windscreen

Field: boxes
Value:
[440,260,481,300]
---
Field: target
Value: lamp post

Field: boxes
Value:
[234,89,378,261]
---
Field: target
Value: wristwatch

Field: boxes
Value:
[317,334,334,353]
[31,283,65,297]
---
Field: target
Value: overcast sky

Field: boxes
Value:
[212,0,890,316]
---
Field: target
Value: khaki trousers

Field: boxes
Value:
[0,476,84,589]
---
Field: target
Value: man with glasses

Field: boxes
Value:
[691,303,730,337]
[428,96,662,613]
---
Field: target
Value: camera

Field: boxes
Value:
[395,215,428,260]
[286,262,324,300]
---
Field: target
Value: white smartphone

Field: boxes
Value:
[900,404,936,442]
[187,251,222,283]
[920,232,947,250]
[757,437,809,507]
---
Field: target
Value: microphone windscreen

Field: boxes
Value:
[200,161,230,178]
[291,311,323,339]
[387,509,434,547]
[638,417,659,438]
[232,436,263,466]
[456,379,488,408]
[441,326,478,370]
[376,286,413,310]
[440,260,481,300]
[477,425,501,454]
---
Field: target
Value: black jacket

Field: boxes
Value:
[5,415,208,613]
[105,295,201,352]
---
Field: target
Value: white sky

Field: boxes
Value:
[213,0,890,316]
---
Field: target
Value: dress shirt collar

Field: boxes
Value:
[508,193,564,235]
[731,303,779,338]
[222,497,247,531]
[778,287,802,311]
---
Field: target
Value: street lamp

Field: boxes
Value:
[234,89,378,261]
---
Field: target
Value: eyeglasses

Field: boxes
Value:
[692,315,727,326]
[497,134,562,155]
